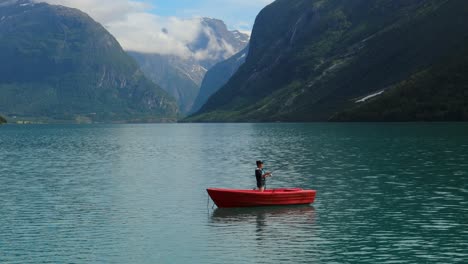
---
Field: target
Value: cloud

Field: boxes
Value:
[178,0,274,32]
[34,0,245,60]
[106,13,202,57]
[35,0,198,57]
[39,0,149,24]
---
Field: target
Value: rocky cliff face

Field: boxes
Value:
[130,18,249,114]
[0,0,178,122]
[189,0,468,122]
[190,46,248,114]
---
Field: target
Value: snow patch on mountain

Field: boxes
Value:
[355,90,385,103]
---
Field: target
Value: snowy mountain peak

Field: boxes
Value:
[130,17,249,114]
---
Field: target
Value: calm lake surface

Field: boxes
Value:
[1,123,467,263]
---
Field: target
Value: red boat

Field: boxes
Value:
[207,188,316,208]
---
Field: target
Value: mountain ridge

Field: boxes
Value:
[0,0,179,123]
[188,0,468,122]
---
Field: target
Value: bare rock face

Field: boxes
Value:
[191,46,249,114]
[130,18,249,114]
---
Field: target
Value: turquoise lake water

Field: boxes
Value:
[0,123,467,263]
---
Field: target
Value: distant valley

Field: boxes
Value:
[129,18,249,114]
[0,0,249,122]
[191,46,249,114]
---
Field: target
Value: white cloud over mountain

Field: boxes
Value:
[35,0,204,58]
[34,0,266,60]
[179,0,273,32]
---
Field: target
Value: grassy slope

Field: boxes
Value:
[331,44,468,121]
[0,2,178,122]
[188,0,468,122]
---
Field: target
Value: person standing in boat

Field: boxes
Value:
[255,160,272,192]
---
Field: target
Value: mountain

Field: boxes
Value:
[130,18,249,114]
[0,0,178,123]
[331,44,468,121]
[190,46,248,114]
[188,0,468,122]
[128,53,205,114]
[191,18,249,68]
[127,52,202,114]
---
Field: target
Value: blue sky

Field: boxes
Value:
[148,0,273,31]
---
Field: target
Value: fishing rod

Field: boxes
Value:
[268,163,289,176]
[263,164,289,190]
[253,163,289,190]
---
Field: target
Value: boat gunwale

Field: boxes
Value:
[207,188,316,195]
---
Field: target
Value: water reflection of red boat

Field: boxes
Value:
[211,204,315,220]
[207,188,316,208]
[210,205,316,247]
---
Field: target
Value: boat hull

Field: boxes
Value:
[207,188,316,208]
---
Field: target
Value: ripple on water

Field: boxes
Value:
[1,123,468,263]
